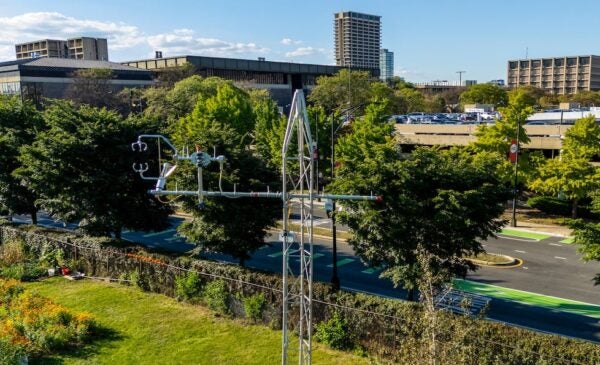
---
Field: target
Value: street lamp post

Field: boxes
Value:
[327,103,365,291]
[329,112,340,290]
[511,119,521,227]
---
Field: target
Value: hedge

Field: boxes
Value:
[1,222,599,364]
[527,196,598,219]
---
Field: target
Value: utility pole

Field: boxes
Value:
[456,70,466,86]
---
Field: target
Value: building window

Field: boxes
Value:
[0,82,20,95]
[554,58,564,66]
[520,61,529,68]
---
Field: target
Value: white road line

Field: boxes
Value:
[522,267,529,270]
[555,256,567,260]
[514,250,526,253]
[549,243,562,247]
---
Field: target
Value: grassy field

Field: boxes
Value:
[25,278,371,365]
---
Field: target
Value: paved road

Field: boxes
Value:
[10,213,600,342]
[475,233,599,305]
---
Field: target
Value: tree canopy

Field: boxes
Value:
[169,84,280,264]
[331,104,508,299]
[0,96,43,222]
[459,83,508,107]
[17,102,172,238]
[529,116,600,217]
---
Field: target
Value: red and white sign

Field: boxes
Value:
[509,139,518,163]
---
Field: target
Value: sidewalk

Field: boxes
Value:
[506,220,572,238]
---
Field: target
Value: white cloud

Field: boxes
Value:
[281,37,302,45]
[0,12,144,59]
[285,46,325,58]
[147,29,269,57]
[0,13,269,61]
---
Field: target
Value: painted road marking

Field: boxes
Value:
[500,228,551,241]
[268,252,283,258]
[549,243,562,247]
[523,266,528,270]
[560,237,575,244]
[515,250,526,253]
[327,258,354,268]
[498,235,540,242]
[454,279,600,319]
[362,266,383,274]
[143,228,176,238]
[555,256,567,260]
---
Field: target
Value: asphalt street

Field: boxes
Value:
[10,213,600,343]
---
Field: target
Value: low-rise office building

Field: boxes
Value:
[0,58,153,100]
[122,55,377,107]
[507,55,600,95]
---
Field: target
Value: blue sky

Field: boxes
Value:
[1,0,600,82]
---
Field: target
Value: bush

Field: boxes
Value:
[0,238,28,266]
[315,311,354,350]
[0,262,46,281]
[0,338,25,365]
[243,293,265,322]
[0,279,95,358]
[202,280,230,315]
[129,270,149,291]
[175,271,202,302]
[528,196,597,218]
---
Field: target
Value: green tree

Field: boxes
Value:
[569,208,600,285]
[507,86,546,108]
[308,69,373,113]
[170,89,280,265]
[529,116,600,218]
[470,89,534,184]
[397,88,426,113]
[332,105,508,300]
[17,102,172,238]
[459,83,508,107]
[250,89,286,168]
[0,96,43,223]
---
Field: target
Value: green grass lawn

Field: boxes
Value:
[25,278,370,365]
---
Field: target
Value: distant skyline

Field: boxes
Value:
[2,0,600,82]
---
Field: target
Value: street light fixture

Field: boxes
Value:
[327,103,367,291]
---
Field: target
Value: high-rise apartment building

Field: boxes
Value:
[15,37,109,61]
[507,55,600,95]
[334,11,381,70]
[379,49,393,81]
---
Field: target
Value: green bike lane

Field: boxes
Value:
[454,279,600,319]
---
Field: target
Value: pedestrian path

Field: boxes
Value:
[454,279,600,319]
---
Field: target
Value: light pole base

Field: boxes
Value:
[330,276,340,291]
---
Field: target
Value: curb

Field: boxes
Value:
[468,254,517,267]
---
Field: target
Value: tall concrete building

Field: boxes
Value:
[15,39,68,59]
[507,55,600,95]
[334,11,381,70]
[15,37,108,61]
[379,48,393,81]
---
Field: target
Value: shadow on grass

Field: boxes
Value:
[29,324,124,365]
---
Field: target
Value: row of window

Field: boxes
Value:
[0,82,21,95]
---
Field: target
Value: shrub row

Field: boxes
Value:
[1,223,599,364]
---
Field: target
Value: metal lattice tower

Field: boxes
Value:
[131,90,379,365]
[281,90,314,365]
